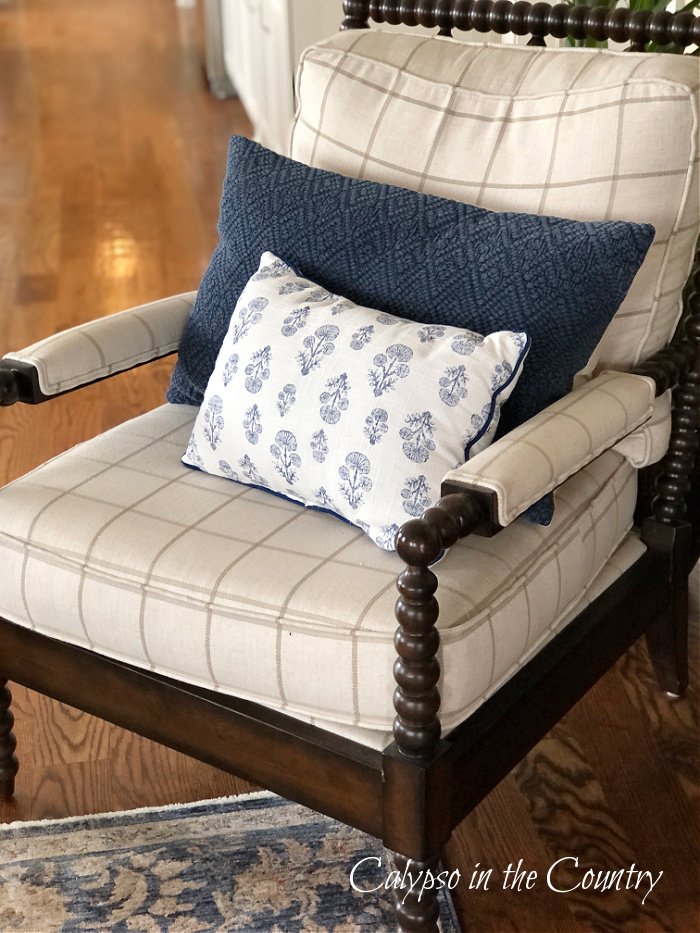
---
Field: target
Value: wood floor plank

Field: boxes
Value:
[512,728,669,933]
[445,778,590,933]
[0,2,697,932]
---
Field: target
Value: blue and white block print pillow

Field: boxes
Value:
[183,252,530,550]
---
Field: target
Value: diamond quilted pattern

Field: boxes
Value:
[167,137,653,438]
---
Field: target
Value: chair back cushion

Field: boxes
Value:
[291,33,699,370]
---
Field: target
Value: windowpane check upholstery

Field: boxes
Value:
[291,33,699,374]
[445,371,655,526]
[0,405,644,739]
[3,294,196,396]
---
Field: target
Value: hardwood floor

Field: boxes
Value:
[0,2,698,931]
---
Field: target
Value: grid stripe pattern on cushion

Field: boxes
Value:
[0,404,641,733]
[291,32,699,371]
[3,293,196,396]
[291,531,646,751]
[443,370,654,526]
[613,389,673,468]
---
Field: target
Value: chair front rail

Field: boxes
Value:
[342,0,700,50]
[0,619,386,834]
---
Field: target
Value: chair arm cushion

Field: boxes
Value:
[612,388,672,468]
[442,371,655,527]
[2,292,196,397]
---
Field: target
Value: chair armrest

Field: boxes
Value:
[0,292,196,403]
[441,371,656,528]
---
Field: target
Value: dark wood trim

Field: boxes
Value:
[643,522,692,696]
[380,544,673,858]
[0,621,384,837]
[0,368,19,407]
[646,240,700,525]
[392,493,488,759]
[382,741,453,855]
[393,852,441,932]
[342,0,700,49]
[439,480,501,534]
[341,0,372,31]
[0,680,18,801]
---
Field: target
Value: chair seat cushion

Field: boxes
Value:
[0,404,644,734]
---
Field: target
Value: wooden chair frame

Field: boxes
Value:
[1,3,699,929]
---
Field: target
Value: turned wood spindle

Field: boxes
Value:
[341,0,371,30]
[394,521,443,757]
[433,0,455,36]
[0,679,18,801]
[392,852,441,932]
[342,1,700,49]
[393,494,482,757]
[653,245,700,524]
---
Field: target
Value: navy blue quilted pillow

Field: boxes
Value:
[168,137,653,502]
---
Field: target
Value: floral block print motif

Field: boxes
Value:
[297,325,339,375]
[243,404,262,444]
[222,353,239,386]
[400,412,436,463]
[244,346,272,394]
[203,396,224,450]
[231,298,267,344]
[320,373,351,425]
[368,344,413,397]
[364,408,388,446]
[310,429,329,463]
[183,252,529,550]
[402,475,432,517]
[339,452,372,510]
[270,430,301,485]
[277,384,297,417]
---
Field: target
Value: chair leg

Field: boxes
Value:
[641,518,692,698]
[393,853,441,933]
[0,679,18,801]
[645,580,689,698]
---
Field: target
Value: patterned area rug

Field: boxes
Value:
[0,792,460,931]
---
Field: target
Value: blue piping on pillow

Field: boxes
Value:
[458,333,552,525]
[463,334,531,460]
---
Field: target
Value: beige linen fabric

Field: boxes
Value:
[303,531,646,750]
[291,32,699,373]
[2,293,196,396]
[444,371,655,526]
[0,404,643,736]
[613,389,673,469]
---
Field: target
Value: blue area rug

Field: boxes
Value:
[0,792,460,931]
